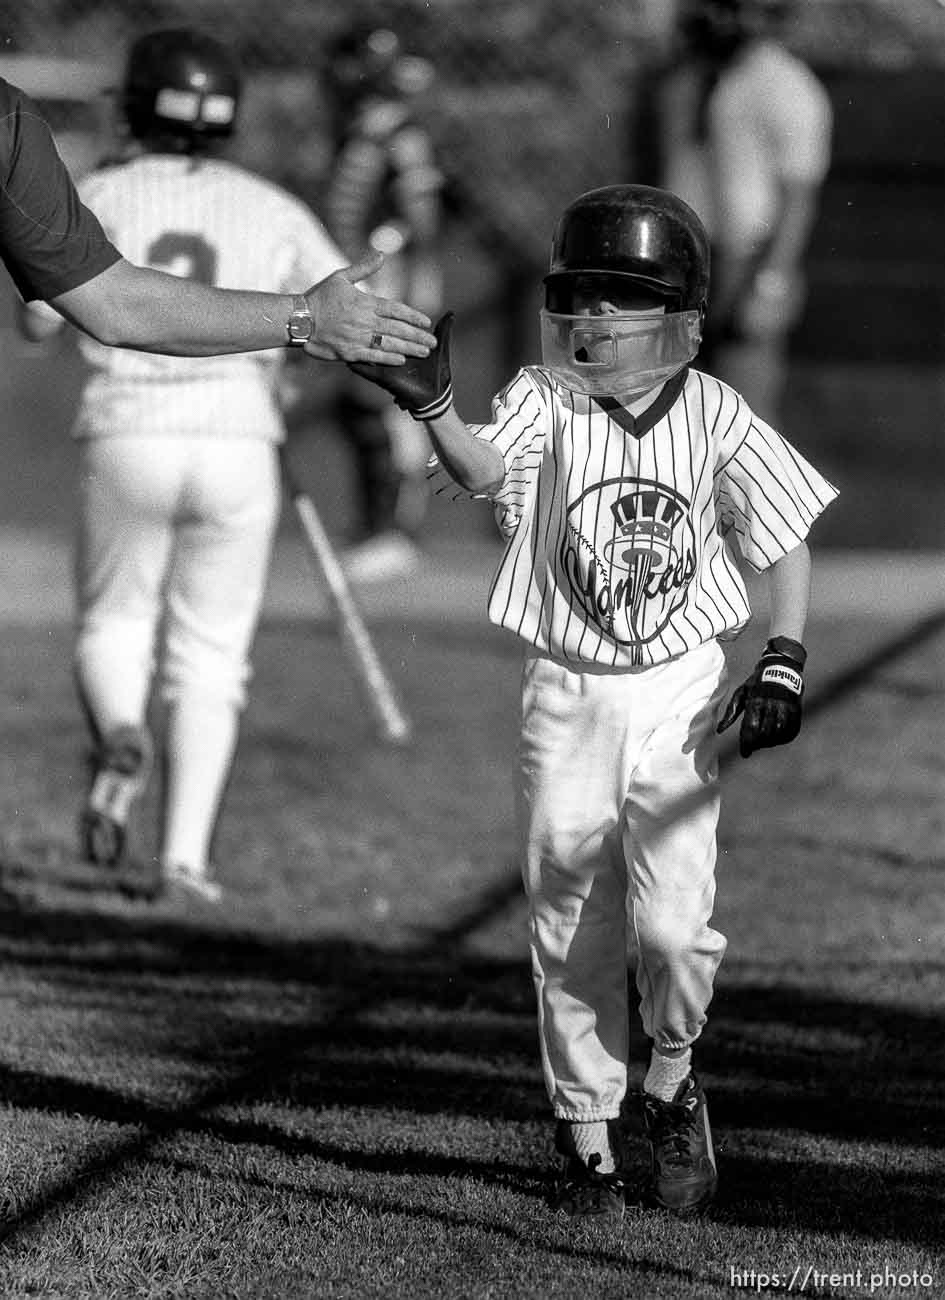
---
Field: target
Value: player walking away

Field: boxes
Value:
[348,185,837,1218]
[323,23,444,583]
[651,0,832,424]
[20,28,350,904]
[0,35,433,895]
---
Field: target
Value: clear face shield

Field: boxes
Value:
[539,308,702,399]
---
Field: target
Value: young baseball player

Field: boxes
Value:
[19,28,351,904]
[350,183,837,1219]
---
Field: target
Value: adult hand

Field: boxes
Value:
[302,251,436,364]
[348,311,454,419]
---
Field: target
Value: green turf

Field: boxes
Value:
[0,610,942,1299]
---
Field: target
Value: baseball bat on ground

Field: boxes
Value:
[283,463,413,747]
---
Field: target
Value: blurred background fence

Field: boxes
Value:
[0,0,942,549]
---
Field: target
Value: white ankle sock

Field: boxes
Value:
[644,1048,692,1102]
[568,1120,615,1174]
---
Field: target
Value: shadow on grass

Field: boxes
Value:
[147,1153,704,1289]
[1,610,942,1257]
[0,890,943,1250]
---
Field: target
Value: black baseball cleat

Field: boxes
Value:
[552,1120,627,1221]
[642,1074,717,1214]
[80,725,153,870]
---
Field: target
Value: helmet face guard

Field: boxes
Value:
[540,309,702,399]
[540,185,710,397]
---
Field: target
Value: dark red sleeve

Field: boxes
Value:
[0,78,121,301]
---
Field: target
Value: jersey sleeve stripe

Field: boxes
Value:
[726,516,773,567]
[713,428,750,482]
[749,420,837,510]
[726,463,811,545]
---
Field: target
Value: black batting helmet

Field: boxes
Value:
[679,0,794,55]
[544,185,710,319]
[122,27,241,144]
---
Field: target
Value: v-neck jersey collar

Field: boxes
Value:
[592,367,689,439]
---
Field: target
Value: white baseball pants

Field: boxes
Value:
[74,434,280,723]
[518,639,729,1121]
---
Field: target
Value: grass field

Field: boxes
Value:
[0,575,942,1299]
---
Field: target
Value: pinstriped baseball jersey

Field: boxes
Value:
[428,365,837,668]
[73,154,347,442]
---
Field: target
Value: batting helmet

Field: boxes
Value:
[679,0,794,56]
[544,185,710,317]
[540,186,710,399]
[122,27,241,145]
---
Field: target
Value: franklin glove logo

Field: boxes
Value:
[759,663,803,695]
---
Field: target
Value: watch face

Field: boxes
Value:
[288,311,313,343]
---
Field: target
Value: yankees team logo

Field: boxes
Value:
[561,477,696,661]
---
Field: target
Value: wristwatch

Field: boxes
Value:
[285,294,314,346]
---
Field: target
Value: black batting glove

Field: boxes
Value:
[717,636,807,759]
[348,311,454,420]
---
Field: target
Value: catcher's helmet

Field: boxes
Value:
[122,27,241,144]
[326,25,433,106]
[544,185,710,318]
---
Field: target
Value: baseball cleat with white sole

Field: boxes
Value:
[161,863,223,905]
[642,1073,717,1214]
[81,725,153,870]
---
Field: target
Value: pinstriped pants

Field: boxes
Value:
[518,639,729,1121]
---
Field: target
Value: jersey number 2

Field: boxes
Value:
[147,233,218,285]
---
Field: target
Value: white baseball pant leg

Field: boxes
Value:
[519,640,728,1121]
[159,438,280,873]
[74,436,180,735]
